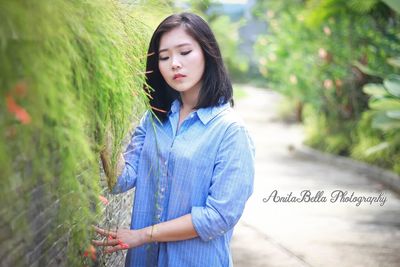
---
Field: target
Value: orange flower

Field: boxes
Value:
[318,48,328,59]
[83,245,97,261]
[318,48,332,62]
[98,195,109,205]
[6,95,31,124]
[323,79,333,89]
[323,26,332,36]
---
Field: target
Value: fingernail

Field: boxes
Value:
[118,239,129,249]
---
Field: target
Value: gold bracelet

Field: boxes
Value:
[150,224,157,241]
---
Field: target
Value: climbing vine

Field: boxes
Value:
[0,0,174,265]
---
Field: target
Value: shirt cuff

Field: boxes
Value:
[110,164,132,194]
[191,206,227,242]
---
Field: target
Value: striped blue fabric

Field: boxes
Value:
[112,99,255,267]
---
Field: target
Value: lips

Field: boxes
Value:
[173,73,186,80]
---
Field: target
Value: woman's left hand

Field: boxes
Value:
[92,225,148,253]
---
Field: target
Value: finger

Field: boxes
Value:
[105,243,129,254]
[118,240,130,249]
[105,245,122,254]
[92,238,120,247]
[92,225,116,238]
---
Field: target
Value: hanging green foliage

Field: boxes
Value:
[0,0,158,265]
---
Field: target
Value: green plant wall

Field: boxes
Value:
[0,0,159,265]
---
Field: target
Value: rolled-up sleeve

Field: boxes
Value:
[111,111,149,194]
[191,123,255,241]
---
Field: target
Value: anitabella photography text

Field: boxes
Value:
[262,190,387,206]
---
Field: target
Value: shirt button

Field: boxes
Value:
[164,160,168,166]
[208,237,212,240]
[161,187,165,192]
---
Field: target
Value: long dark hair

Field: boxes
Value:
[144,12,233,121]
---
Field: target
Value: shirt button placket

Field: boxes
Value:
[163,158,168,176]
[157,158,168,222]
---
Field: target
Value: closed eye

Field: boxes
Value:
[158,50,192,61]
[181,50,192,55]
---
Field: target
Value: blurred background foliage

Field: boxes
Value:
[180,0,250,80]
[253,0,400,174]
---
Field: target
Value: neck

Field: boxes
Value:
[180,88,200,112]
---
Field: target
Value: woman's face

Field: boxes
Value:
[158,26,205,97]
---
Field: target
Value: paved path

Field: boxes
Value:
[231,86,400,267]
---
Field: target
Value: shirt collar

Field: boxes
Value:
[169,99,181,115]
[168,98,231,125]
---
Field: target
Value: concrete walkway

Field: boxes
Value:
[231,86,400,267]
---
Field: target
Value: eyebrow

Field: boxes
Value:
[159,43,192,53]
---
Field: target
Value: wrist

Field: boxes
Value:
[141,226,153,244]
[142,224,160,244]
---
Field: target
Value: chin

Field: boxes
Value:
[171,84,191,92]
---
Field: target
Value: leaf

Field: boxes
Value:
[362,83,388,97]
[353,61,381,76]
[382,0,400,14]
[372,112,400,131]
[387,57,400,68]
[365,142,390,156]
[384,75,400,97]
[369,98,400,110]
[348,0,379,13]
[387,110,400,119]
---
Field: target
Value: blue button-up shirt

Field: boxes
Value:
[112,99,255,267]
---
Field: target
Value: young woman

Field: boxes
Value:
[94,12,255,267]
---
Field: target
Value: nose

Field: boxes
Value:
[171,56,181,70]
